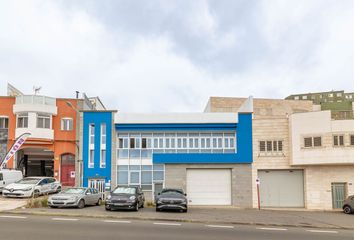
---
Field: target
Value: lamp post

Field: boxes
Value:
[66,101,83,187]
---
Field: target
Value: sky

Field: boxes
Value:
[1,0,354,112]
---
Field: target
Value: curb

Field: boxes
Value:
[1,210,353,230]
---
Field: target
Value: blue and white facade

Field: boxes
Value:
[82,98,254,207]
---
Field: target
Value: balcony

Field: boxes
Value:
[331,111,354,120]
[13,95,57,115]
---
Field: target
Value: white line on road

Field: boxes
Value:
[103,220,131,223]
[51,218,78,221]
[153,222,181,226]
[205,225,234,229]
[0,215,27,219]
[306,230,338,234]
[257,227,288,231]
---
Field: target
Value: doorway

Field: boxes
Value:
[61,154,75,186]
[332,183,347,209]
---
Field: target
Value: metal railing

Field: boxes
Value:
[15,95,56,106]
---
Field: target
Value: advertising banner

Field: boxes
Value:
[0,133,31,169]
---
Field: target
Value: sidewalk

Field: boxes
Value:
[2,205,354,230]
[0,197,27,211]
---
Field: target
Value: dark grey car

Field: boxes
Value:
[343,195,354,214]
[155,188,188,213]
[105,186,145,211]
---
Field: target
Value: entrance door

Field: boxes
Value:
[88,178,105,199]
[332,183,346,209]
[154,182,163,201]
[61,154,75,186]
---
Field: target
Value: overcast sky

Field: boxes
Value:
[1,0,354,112]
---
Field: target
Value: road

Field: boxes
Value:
[0,214,353,240]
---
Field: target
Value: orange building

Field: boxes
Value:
[0,84,105,186]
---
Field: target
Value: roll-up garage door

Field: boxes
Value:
[187,169,231,205]
[258,170,304,208]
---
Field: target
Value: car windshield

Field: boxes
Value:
[16,178,41,184]
[61,188,85,194]
[113,187,136,194]
[161,189,184,195]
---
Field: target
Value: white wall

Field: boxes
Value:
[15,112,54,139]
[290,110,354,165]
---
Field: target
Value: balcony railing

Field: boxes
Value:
[15,95,56,106]
[331,111,354,120]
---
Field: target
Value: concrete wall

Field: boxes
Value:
[165,164,253,208]
[305,166,354,209]
[290,110,354,165]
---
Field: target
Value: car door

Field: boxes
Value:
[86,188,95,205]
[37,179,48,194]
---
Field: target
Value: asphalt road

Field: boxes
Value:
[0,214,353,240]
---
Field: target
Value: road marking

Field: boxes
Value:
[103,220,131,223]
[0,215,27,219]
[206,225,234,229]
[306,230,338,234]
[257,227,288,231]
[52,218,78,221]
[153,222,181,226]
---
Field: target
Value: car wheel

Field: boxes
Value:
[49,206,58,209]
[105,205,111,211]
[183,209,188,213]
[140,201,144,208]
[156,208,160,212]
[343,205,352,214]
[77,199,85,209]
[33,190,40,198]
[134,202,139,211]
[96,198,102,206]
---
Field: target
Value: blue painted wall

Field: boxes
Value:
[82,112,113,187]
[116,113,253,164]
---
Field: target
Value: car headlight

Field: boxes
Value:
[129,196,136,201]
[106,195,112,200]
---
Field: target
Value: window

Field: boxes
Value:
[89,124,95,144]
[89,150,94,168]
[101,123,106,145]
[0,117,9,129]
[259,140,283,154]
[117,165,128,185]
[37,114,51,128]
[17,113,28,128]
[333,135,344,147]
[100,150,106,168]
[294,96,299,100]
[351,135,354,146]
[61,118,73,131]
[304,136,322,148]
[302,95,307,100]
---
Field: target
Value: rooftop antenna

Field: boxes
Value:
[33,86,42,95]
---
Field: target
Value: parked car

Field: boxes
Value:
[155,188,188,212]
[2,177,61,198]
[0,170,23,193]
[343,195,354,214]
[48,187,102,209]
[105,186,145,211]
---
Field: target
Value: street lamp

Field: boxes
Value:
[66,101,83,187]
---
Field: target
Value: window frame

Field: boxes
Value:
[61,117,73,131]
[17,113,29,128]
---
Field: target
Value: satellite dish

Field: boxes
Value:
[33,86,42,95]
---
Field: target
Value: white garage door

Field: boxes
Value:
[258,170,304,208]
[187,169,231,205]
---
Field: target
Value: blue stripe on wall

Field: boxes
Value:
[82,112,113,187]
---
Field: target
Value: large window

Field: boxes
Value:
[0,117,9,129]
[101,123,106,145]
[61,118,73,131]
[117,132,236,158]
[117,164,164,191]
[37,114,51,129]
[17,113,28,128]
[88,124,95,168]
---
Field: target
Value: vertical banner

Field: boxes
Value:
[0,133,31,170]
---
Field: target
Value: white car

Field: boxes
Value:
[2,177,62,198]
[0,170,23,192]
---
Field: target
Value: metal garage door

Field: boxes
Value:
[187,169,231,205]
[258,170,304,208]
